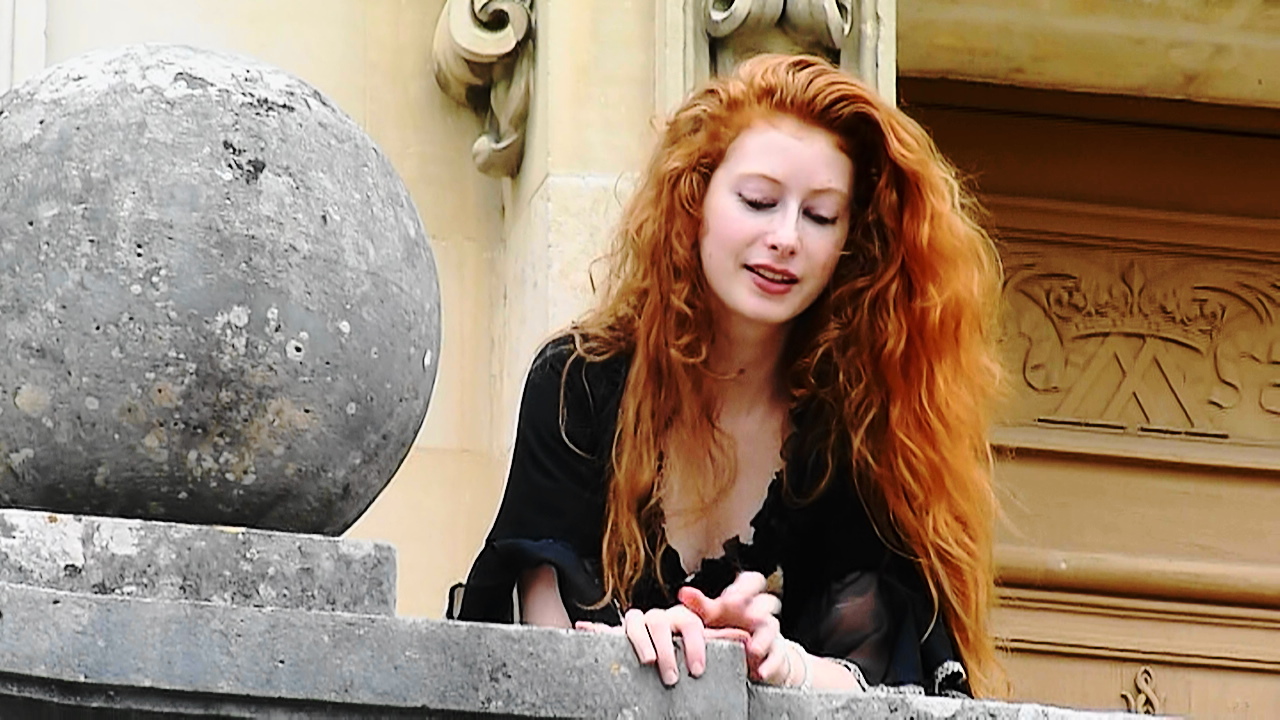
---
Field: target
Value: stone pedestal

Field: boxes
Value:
[0,509,396,614]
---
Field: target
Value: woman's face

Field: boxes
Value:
[699,116,852,334]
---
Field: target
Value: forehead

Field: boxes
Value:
[717,116,852,189]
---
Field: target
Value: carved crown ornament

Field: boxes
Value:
[1016,260,1227,354]
[706,0,854,74]
[999,240,1280,446]
[432,0,533,178]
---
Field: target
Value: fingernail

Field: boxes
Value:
[690,661,704,677]
[663,669,678,686]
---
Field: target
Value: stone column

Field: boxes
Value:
[436,1,659,447]
[849,0,895,103]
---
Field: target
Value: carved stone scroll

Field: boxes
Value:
[432,0,533,177]
[1000,235,1280,447]
[781,0,854,52]
[706,0,853,76]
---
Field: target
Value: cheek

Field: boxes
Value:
[814,234,845,280]
[700,213,744,265]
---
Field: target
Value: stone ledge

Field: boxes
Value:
[0,580,1145,718]
[749,685,1140,719]
[0,581,746,718]
[0,509,396,614]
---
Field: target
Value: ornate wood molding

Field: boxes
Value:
[998,545,1280,611]
[995,586,1280,672]
[1120,666,1162,715]
[431,0,533,177]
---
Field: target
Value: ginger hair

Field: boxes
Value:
[568,54,1004,696]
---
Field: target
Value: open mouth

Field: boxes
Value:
[746,265,798,284]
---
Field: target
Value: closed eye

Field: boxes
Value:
[805,210,838,226]
[739,194,776,211]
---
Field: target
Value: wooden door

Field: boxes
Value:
[901,78,1280,717]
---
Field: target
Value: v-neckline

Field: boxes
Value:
[664,468,784,579]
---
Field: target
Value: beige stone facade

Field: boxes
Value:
[5,1,1279,715]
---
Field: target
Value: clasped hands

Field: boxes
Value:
[575,571,806,688]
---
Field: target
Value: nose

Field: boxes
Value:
[766,210,800,257]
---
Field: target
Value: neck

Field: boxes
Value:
[706,318,790,408]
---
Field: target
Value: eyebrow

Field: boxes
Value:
[737,172,850,199]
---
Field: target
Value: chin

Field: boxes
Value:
[737,305,803,328]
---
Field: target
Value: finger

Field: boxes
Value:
[746,616,780,660]
[713,572,770,623]
[756,640,791,685]
[623,609,656,666]
[722,571,767,605]
[574,620,622,634]
[678,585,730,630]
[644,609,680,686]
[745,593,783,626]
[668,607,707,677]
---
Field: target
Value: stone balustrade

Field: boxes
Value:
[0,509,1147,718]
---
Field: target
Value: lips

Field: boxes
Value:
[746,264,798,285]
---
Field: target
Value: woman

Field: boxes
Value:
[458,53,1003,697]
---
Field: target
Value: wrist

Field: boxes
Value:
[782,639,811,690]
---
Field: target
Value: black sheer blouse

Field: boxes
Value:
[458,338,970,696]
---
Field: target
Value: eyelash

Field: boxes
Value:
[739,195,837,226]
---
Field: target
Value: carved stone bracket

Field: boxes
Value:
[432,0,533,177]
[706,0,853,75]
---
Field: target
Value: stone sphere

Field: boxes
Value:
[0,45,440,534]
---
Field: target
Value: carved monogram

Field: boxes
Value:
[1001,240,1280,444]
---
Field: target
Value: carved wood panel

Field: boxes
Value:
[998,218,1280,457]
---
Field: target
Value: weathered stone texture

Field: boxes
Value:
[0,582,747,718]
[0,579,1144,718]
[749,685,1141,719]
[0,44,440,533]
[0,508,395,613]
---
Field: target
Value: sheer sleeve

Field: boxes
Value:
[457,338,627,624]
[779,457,972,696]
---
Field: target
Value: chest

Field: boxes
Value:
[661,411,786,574]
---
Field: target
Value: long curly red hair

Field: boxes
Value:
[569,54,1003,695]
